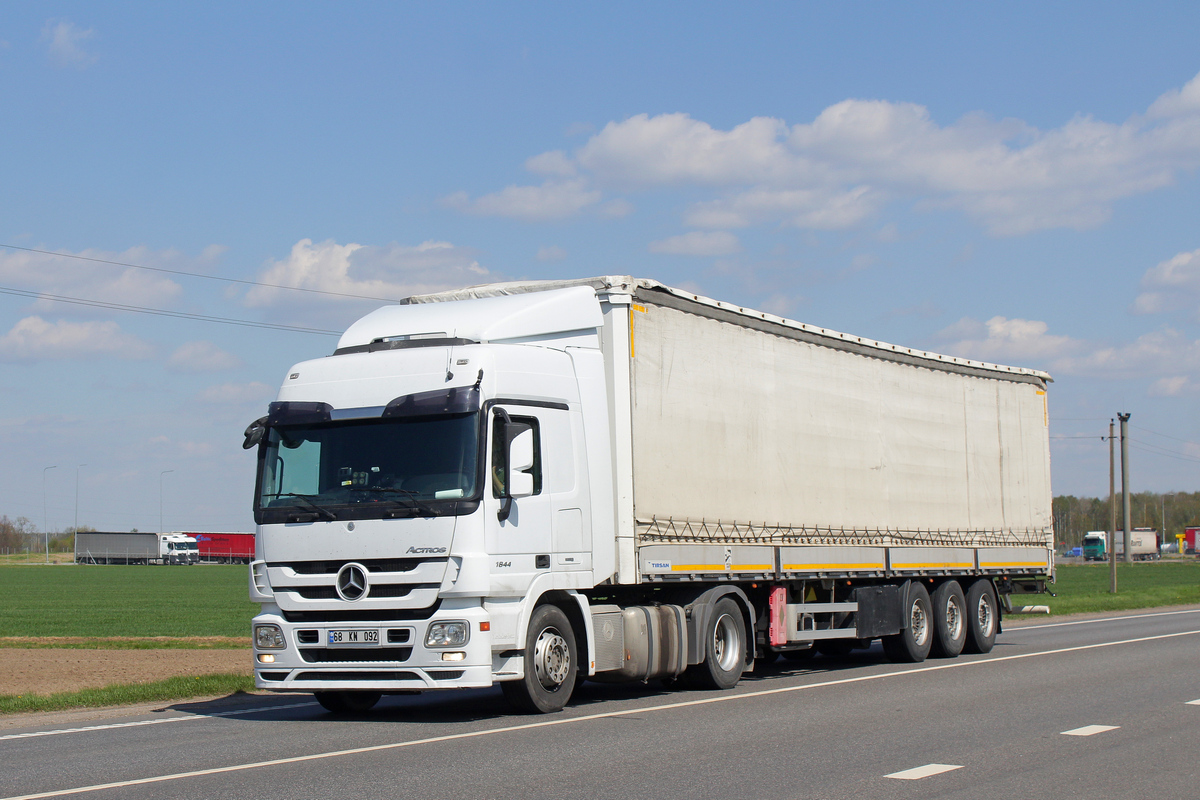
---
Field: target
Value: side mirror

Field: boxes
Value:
[508,428,535,499]
[243,416,268,450]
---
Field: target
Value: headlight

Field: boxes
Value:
[255,624,286,650]
[425,621,469,647]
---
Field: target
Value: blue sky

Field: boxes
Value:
[3,3,1200,535]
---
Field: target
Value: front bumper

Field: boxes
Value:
[252,606,493,692]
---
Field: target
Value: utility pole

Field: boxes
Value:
[1109,419,1117,593]
[1119,412,1132,564]
[43,465,57,564]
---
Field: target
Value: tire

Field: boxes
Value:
[502,604,577,714]
[314,691,382,714]
[962,579,999,654]
[929,581,967,658]
[882,583,933,663]
[688,597,747,690]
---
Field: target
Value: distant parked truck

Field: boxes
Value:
[186,532,255,564]
[1081,530,1159,561]
[75,532,199,565]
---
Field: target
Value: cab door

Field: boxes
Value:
[487,406,553,589]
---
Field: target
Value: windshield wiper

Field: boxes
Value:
[265,493,337,521]
[355,486,441,515]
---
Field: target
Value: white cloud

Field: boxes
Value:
[0,245,185,312]
[1051,328,1200,378]
[648,230,741,257]
[456,70,1200,234]
[1149,376,1191,397]
[536,245,567,262]
[1132,248,1200,315]
[441,179,601,221]
[40,20,97,69]
[525,150,576,177]
[198,381,274,405]
[0,316,152,361]
[166,341,242,373]
[243,238,489,309]
[938,316,1084,365]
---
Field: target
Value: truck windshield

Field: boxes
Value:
[256,412,480,523]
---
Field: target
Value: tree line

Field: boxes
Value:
[1052,491,1200,550]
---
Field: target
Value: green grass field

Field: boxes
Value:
[1042,561,1200,615]
[0,565,257,639]
[0,674,254,715]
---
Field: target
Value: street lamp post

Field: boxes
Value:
[43,465,57,564]
[160,470,174,534]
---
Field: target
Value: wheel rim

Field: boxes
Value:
[712,613,741,672]
[532,626,571,690]
[911,600,929,646]
[945,596,963,640]
[976,594,995,637]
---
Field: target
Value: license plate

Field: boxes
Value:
[327,628,381,647]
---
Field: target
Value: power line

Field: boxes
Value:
[0,286,339,336]
[1131,423,1200,448]
[0,242,407,303]
[1128,440,1200,464]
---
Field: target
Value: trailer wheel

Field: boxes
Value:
[314,691,381,715]
[882,583,932,663]
[962,579,998,654]
[929,581,967,658]
[502,604,577,714]
[689,597,746,690]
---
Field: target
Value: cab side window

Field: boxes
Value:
[492,414,543,497]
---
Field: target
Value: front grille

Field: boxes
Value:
[300,647,412,663]
[273,558,442,575]
[427,670,464,680]
[258,671,290,681]
[387,628,411,644]
[277,583,434,600]
[297,630,319,644]
[282,602,441,624]
[295,671,418,681]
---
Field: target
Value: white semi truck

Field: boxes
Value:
[75,531,200,565]
[244,277,1054,714]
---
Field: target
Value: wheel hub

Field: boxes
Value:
[533,627,570,690]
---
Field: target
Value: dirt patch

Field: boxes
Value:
[0,636,248,649]
[0,647,252,696]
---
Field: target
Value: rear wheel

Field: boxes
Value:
[929,581,967,658]
[882,583,932,663]
[687,597,747,689]
[314,691,381,715]
[502,604,577,714]
[962,579,998,654]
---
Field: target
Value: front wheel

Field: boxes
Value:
[502,604,577,714]
[687,597,747,690]
[882,583,932,663]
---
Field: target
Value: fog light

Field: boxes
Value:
[425,621,469,647]
[441,651,466,662]
[258,653,276,664]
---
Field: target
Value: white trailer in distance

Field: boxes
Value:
[244,277,1054,714]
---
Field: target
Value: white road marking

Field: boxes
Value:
[886,763,963,780]
[1187,699,1200,706]
[3,627,1197,800]
[1005,608,1200,631]
[0,702,317,741]
[1062,725,1119,736]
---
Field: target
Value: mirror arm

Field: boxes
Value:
[494,409,513,522]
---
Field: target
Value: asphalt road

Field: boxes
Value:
[2,607,1198,800]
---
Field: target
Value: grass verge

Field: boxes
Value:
[0,674,256,716]
[1042,561,1200,615]
[0,637,249,650]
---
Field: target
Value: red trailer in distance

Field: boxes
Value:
[184,532,255,564]
[1185,527,1200,555]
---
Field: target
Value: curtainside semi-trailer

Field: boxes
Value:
[243,276,1054,714]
